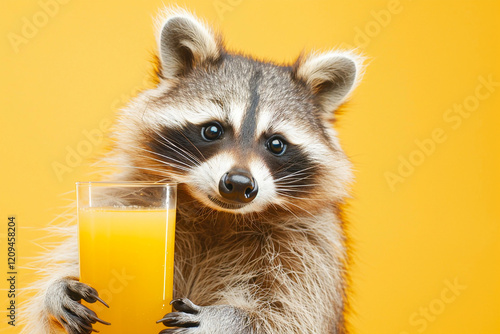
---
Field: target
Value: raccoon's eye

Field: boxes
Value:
[201,122,223,141]
[266,136,287,156]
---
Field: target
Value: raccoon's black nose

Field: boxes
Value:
[219,169,258,204]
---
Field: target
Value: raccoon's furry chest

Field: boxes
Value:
[171,202,345,309]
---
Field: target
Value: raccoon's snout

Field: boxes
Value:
[219,169,258,203]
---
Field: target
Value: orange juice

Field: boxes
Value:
[78,207,176,333]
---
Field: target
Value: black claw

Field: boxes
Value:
[156,314,175,326]
[66,281,109,309]
[63,308,95,334]
[170,298,199,314]
[93,316,111,326]
[78,305,110,327]
[79,321,95,332]
[159,329,190,334]
[84,288,109,308]
[156,312,199,328]
[93,295,109,308]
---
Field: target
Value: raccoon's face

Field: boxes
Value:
[117,10,363,215]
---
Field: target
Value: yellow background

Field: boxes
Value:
[1,0,499,333]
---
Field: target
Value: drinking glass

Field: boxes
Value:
[76,181,177,333]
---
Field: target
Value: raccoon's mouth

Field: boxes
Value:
[207,195,247,210]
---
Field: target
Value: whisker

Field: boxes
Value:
[275,188,314,194]
[274,174,315,186]
[152,128,203,166]
[134,151,192,172]
[111,164,190,182]
[276,191,324,203]
[173,128,206,161]
[125,144,194,172]
[271,161,316,177]
[139,140,199,169]
[280,202,301,220]
[272,166,317,182]
[151,137,201,167]
[274,183,320,188]
[279,199,316,218]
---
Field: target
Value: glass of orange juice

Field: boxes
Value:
[76,181,177,333]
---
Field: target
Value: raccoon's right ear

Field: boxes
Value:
[293,50,364,115]
[155,9,222,80]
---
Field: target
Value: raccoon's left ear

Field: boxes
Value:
[293,51,364,114]
[155,9,222,81]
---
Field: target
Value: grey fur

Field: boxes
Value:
[21,8,364,334]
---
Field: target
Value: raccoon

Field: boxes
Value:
[21,8,363,334]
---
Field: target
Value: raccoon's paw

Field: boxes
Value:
[45,277,110,334]
[156,299,200,333]
[157,298,249,334]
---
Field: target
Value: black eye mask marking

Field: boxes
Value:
[147,122,319,201]
[259,136,319,198]
[147,123,228,171]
